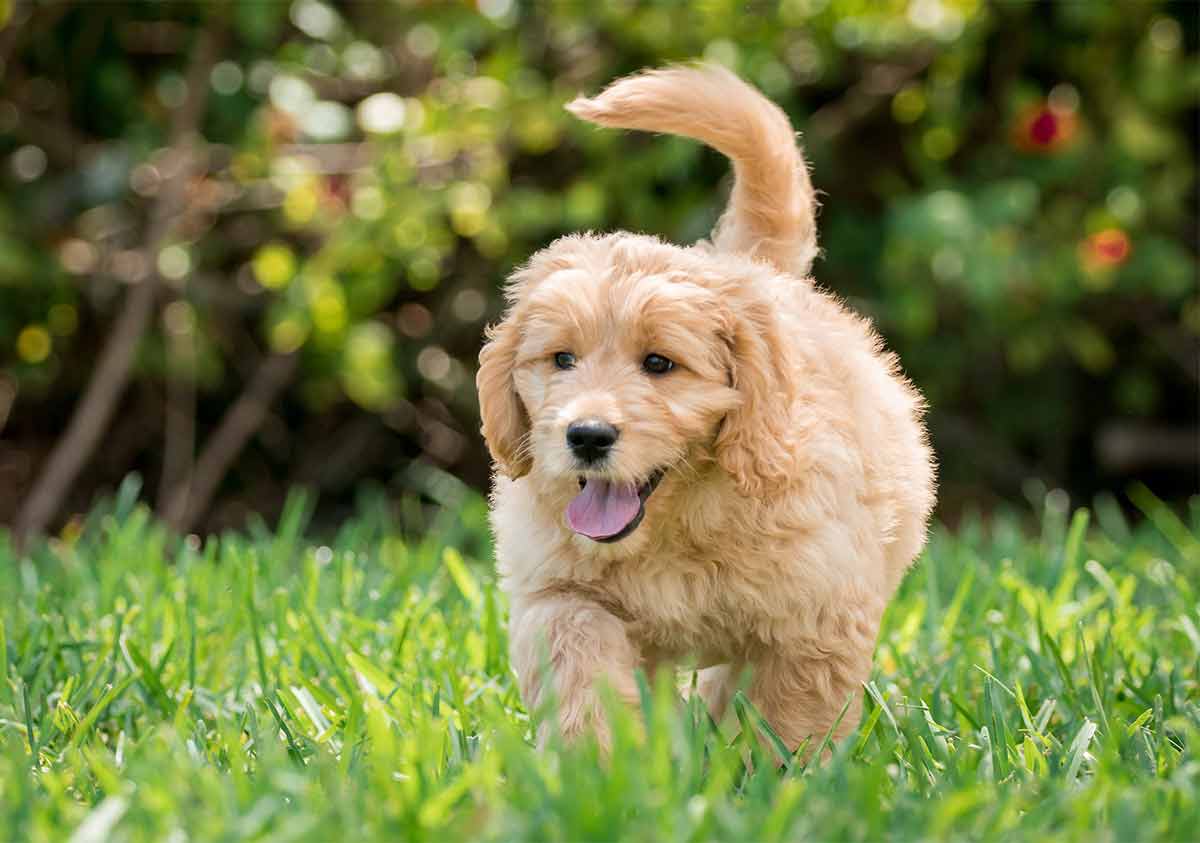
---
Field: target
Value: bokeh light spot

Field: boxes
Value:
[17,325,51,363]
[284,180,320,225]
[352,185,386,220]
[786,38,823,83]
[393,218,427,250]
[163,300,195,336]
[926,190,970,228]
[417,345,451,382]
[269,74,316,115]
[156,73,188,109]
[270,316,309,353]
[892,84,926,123]
[922,126,957,160]
[357,92,406,134]
[833,18,864,49]
[300,101,352,141]
[309,279,348,334]
[407,255,441,291]
[406,24,439,58]
[449,182,492,236]
[472,225,508,258]
[513,113,560,153]
[703,39,740,69]
[1047,83,1079,115]
[343,321,398,409]
[478,0,514,22]
[397,303,432,338]
[290,0,342,40]
[755,60,792,97]
[343,41,386,81]
[157,245,191,282]
[210,61,244,95]
[452,289,486,323]
[1106,186,1142,224]
[1149,17,1181,52]
[252,242,297,289]
[59,239,98,275]
[11,144,46,181]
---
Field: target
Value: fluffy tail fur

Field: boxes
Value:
[567,64,818,278]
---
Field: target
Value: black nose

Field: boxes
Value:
[566,419,619,464]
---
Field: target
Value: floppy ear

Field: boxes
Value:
[477,314,532,478]
[714,300,802,496]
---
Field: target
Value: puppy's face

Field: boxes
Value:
[478,236,798,549]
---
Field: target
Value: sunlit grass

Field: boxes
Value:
[1,475,1196,841]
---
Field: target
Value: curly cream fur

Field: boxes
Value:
[478,65,936,751]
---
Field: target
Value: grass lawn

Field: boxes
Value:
[1,474,1197,841]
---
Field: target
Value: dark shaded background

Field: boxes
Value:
[0,0,1195,539]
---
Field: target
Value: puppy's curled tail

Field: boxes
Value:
[567,64,818,278]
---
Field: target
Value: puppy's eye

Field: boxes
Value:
[553,352,576,370]
[643,353,674,375]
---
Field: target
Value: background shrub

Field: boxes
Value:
[0,0,1194,534]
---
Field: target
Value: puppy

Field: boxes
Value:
[477,65,936,751]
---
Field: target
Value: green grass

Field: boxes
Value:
[1,473,1197,842]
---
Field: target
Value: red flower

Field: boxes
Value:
[1080,228,1131,271]
[1029,110,1059,145]
[1013,102,1077,153]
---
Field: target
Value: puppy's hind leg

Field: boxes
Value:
[748,642,873,757]
[686,663,741,723]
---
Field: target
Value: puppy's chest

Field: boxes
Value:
[600,556,764,660]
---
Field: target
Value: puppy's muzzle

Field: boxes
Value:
[566,419,619,465]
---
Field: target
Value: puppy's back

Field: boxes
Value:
[567,65,818,279]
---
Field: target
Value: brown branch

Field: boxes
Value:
[2,3,86,166]
[164,352,298,534]
[1134,311,1200,387]
[933,413,1042,491]
[275,142,377,173]
[6,101,84,168]
[0,1,26,77]
[156,328,197,515]
[0,375,16,438]
[1097,423,1200,474]
[808,53,934,140]
[288,415,386,491]
[14,22,223,546]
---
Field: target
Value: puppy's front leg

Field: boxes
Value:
[509,595,641,749]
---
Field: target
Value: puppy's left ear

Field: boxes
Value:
[477,314,532,478]
[715,300,802,496]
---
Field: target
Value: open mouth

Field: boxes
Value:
[566,468,666,543]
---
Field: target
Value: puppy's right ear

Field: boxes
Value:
[477,313,532,478]
[714,296,801,497]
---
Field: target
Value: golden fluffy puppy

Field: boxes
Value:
[477,65,936,751]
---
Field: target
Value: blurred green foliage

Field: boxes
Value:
[0,0,1195,529]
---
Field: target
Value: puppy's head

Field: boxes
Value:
[478,234,800,548]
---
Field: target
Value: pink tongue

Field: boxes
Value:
[566,478,642,539]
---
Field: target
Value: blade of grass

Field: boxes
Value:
[1064,719,1098,780]
[70,673,138,749]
